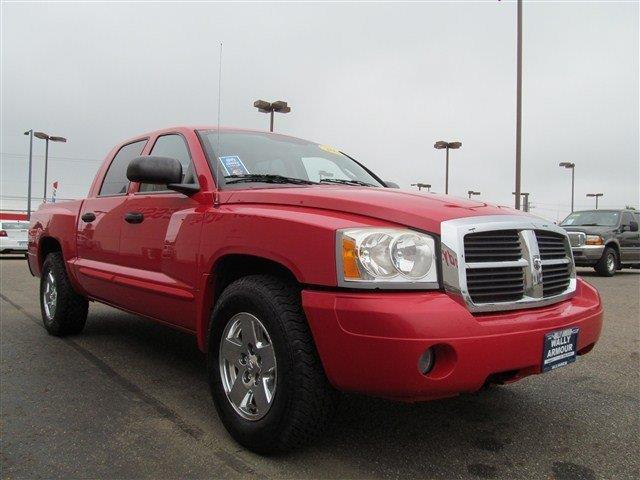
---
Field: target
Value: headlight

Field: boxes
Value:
[586,235,604,245]
[337,228,439,288]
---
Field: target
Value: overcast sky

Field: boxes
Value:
[1,0,638,221]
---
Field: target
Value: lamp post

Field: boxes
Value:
[559,162,576,212]
[411,183,431,192]
[512,191,530,212]
[34,132,67,202]
[514,0,523,209]
[253,100,291,132]
[586,193,604,209]
[23,130,34,220]
[434,140,462,194]
[468,190,481,199]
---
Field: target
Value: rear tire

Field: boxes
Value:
[594,247,617,277]
[40,252,88,336]
[207,275,337,454]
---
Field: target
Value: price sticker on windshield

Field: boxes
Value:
[219,156,250,176]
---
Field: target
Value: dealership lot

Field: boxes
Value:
[1,259,638,479]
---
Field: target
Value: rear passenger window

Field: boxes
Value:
[99,140,147,196]
[139,134,196,193]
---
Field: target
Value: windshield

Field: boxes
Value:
[561,211,620,227]
[197,130,384,188]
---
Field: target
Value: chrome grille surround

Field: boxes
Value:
[567,231,586,247]
[441,215,577,313]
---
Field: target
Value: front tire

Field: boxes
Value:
[207,275,336,454]
[594,247,617,277]
[40,252,88,336]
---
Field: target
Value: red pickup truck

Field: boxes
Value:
[28,126,603,453]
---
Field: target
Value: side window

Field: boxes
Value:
[139,134,196,193]
[622,212,634,227]
[99,140,147,196]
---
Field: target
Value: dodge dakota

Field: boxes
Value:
[28,126,603,453]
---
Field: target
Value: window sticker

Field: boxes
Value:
[319,145,341,155]
[219,155,250,176]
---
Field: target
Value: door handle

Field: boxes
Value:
[81,212,96,223]
[124,212,144,224]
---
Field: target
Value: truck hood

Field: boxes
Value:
[561,225,615,235]
[220,186,530,234]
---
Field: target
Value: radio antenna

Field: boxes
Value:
[216,42,223,187]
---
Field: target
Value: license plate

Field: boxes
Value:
[542,327,579,372]
[18,241,27,247]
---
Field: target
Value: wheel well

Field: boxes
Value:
[605,241,620,256]
[604,242,621,266]
[212,254,299,301]
[39,237,62,267]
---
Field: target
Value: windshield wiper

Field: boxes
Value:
[224,174,318,185]
[319,178,376,187]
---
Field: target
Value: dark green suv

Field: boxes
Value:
[560,209,640,276]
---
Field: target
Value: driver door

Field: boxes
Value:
[619,212,640,263]
[117,133,204,330]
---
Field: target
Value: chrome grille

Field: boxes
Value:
[464,230,522,262]
[542,263,572,297]
[535,230,570,259]
[441,216,577,313]
[467,266,525,303]
[567,231,586,247]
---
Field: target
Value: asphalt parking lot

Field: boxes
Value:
[1,258,638,480]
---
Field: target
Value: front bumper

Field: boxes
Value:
[572,245,605,266]
[303,278,602,401]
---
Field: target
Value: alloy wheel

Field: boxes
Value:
[219,312,277,421]
[43,271,57,319]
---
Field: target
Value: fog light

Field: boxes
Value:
[418,347,435,375]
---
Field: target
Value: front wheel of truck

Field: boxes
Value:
[594,247,617,277]
[207,275,337,454]
[40,252,88,336]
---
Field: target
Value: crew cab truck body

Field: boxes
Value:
[28,127,603,453]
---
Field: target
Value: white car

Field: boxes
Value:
[0,220,29,255]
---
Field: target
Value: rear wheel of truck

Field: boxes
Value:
[40,252,88,336]
[594,247,617,277]
[207,275,337,454]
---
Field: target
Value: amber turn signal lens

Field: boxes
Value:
[586,235,604,245]
[342,237,361,279]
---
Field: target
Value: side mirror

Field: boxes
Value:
[384,181,400,189]
[630,221,639,232]
[127,156,199,195]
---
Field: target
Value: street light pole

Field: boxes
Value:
[468,190,481,199]
[253,100,291,132]
[34,132,67,202]
[23,130,34,220]
[571,167,575,212]
[586,193,604,209]
[514,0,523,210]
[43,137,49,201]
[434,140,462,195]
[512,191,530,212]
[559,162,576,212]
[445,147,450,195]
[411,183,431,192]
